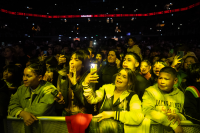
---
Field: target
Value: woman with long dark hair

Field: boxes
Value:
[83,68,144,133]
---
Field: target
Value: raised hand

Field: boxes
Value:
[171,55,182,67]
[58,55,66,65]
[67,67,77,85]
[83,70,99,86]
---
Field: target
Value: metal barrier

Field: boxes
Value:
[4,116,200,133]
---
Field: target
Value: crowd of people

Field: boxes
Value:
[0,37,200,133]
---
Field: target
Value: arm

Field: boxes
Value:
[114,94,144,125]
[142,91,179,130]
[8,87,24,117]
[83,85,105,104]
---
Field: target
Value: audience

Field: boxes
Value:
[1,38,199,133]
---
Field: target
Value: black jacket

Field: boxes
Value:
[184,82,200,124]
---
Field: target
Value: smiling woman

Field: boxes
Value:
[8,63,57,126]
[83,68,144,133]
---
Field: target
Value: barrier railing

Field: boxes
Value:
[4,116,200,133]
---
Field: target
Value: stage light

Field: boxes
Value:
[155,5,157,7]
[27,6,29,9]
[71,31,73,32]
[59,40,61,42]
[91,37,93,38]
[47,13,49,14]
[32,23,34,25]
[162,21,164,23]
[180,24,182,26]
[26,17,28,19]
[178,27,180,29]
[104,36,107,38]
[171,14,173,16]
[85,37,87,38]
[150,28,152,30]
[77,24,79,25]
[69,37,71,38]
[120,36,123,38]
[114,36,116,38]
[122,6,124,8]
[172,23,173,25]
[116,23,118,25]
[55,4,57,5]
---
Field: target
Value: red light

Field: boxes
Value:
[164,10,171,14]
[0,2,200,18]
[188,5,194,9]
[17,12,24,15]
[99,14,105,17]
[124,14,129,17]
[41,15,47,18]
[53,15,58,18]
[180,7,188,11]
[174,9,180,12]
[25,13,32,16]
[149,13,154,16]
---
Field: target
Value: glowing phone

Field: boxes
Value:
[90,63,97,75]
[43,51,47,55]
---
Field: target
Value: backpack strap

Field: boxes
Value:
[126,92,136,111]
[185,86,200,98]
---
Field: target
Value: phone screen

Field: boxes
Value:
[43,51,47,55]
[90,63,97,75]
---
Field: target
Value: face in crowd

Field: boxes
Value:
[96,54,102,63]
[184,57,196,70]
[123,55,139,72]
[115,69,128,90]
[128,38,135,47]
[4,48,14,58]
[3,69,13,82]
[158,72,177,92]
[153,62,165,77]
[23,68,42,89]
[140,61,151,75]
[69,53,83,72]
[107,51,117,64]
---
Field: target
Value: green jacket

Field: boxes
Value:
[8,81,57,117]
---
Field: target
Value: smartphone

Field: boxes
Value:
[90,63,97,75]
[177,51,184,59]
[43,51,47,55]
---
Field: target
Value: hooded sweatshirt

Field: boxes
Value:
[142,83,186,130]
